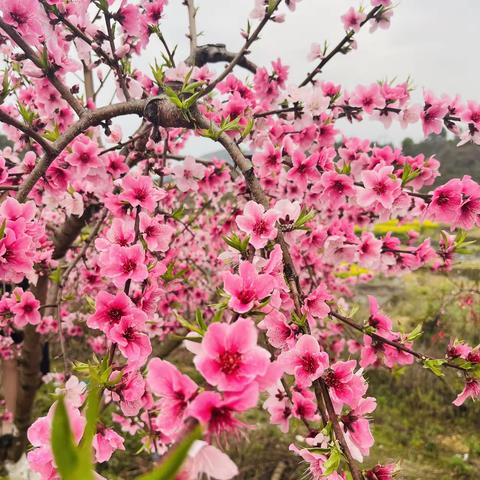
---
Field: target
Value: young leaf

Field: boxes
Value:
[322,446,341,476]
[137,424,202,480]
[51,397,84,480]
[423,358,445,377]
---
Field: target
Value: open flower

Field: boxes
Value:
[194,318,270,391]
[236,201,278,249]
[170,156,206,192]
[222,261,273,313]
[279,335,329,387]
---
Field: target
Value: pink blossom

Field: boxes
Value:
[279,335,329,387]
[453,379,480,406]
[222,261,273,313]
[357,165,401,209]
[109,313,152,367]
[314,171,355,207]
[93,428,125,463]
[11,289,40,327]
[194,318,270,391]
[341,7,366,32]
[323,360,367,408]
[366,464,397,480]
[182,441,239,480]
[139,212,174,251]
[170,156,207,192]
[189,384,259,436]
[342,397,376,461]
[420,93,448,136]
[302,284,332,325]
[428,179,463,224]
[350,84,385,114]
[99,244,148,289]
[236,201,278,249]
[147,358,197,433]
[286,150,321,191]
[367,295,393,334]
[358,232,383,267]
[65,135,102,176]
[120,175,164,213]
[87,291,135,333]
[0,0,43,42]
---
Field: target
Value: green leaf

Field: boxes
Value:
[49,266,63,285]
[195,309,207,332]
[0,219,6,240]
[423,358,445,377]
[292,208,315,230]
[51,397,95,480]
[137,424,202,480]
[407,323,423,342]
[322,446,341,476]
[175,314,203,335]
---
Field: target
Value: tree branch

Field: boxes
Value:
[0,19,85,117]
[192,44,257,73]
[200,0,282,97]
[16,96,190,202]
[185,0,198,64]
[0,109,54,153]
[299,5,382,87]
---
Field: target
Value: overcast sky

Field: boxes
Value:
[126,0,480,155]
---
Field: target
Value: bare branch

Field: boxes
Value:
[200,0,282,97]
[185,0,198,64]
[299,5,382,87]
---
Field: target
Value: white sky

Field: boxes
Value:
[119,0,480,155]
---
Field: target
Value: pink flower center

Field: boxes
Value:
[437,192,450,205]
[334,180,345,193]
[324,368,340,388]
[122,259,136,274]
[237,288,256,305]
[301,353,319,374]
[10,11,28,26]
[219,351,242,375]
[123,327,135,340]
[471,112,480,123]
[253,219,267,235]
[108,308,123,322]
[22,303,34,314]
[79,152,91,164]
[373,181,387,195]
[134,188,147,201]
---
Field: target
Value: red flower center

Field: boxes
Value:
[219,351,242,375]
[253,220,267,235]
[122,259,136,274]
[301,353,318,374]
[237,288,256,305]
[324,368,340,388]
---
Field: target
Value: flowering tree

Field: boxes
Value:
[0,0,479,478]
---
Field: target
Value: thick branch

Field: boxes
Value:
[16,96,189,202]
[192,44,257,73]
